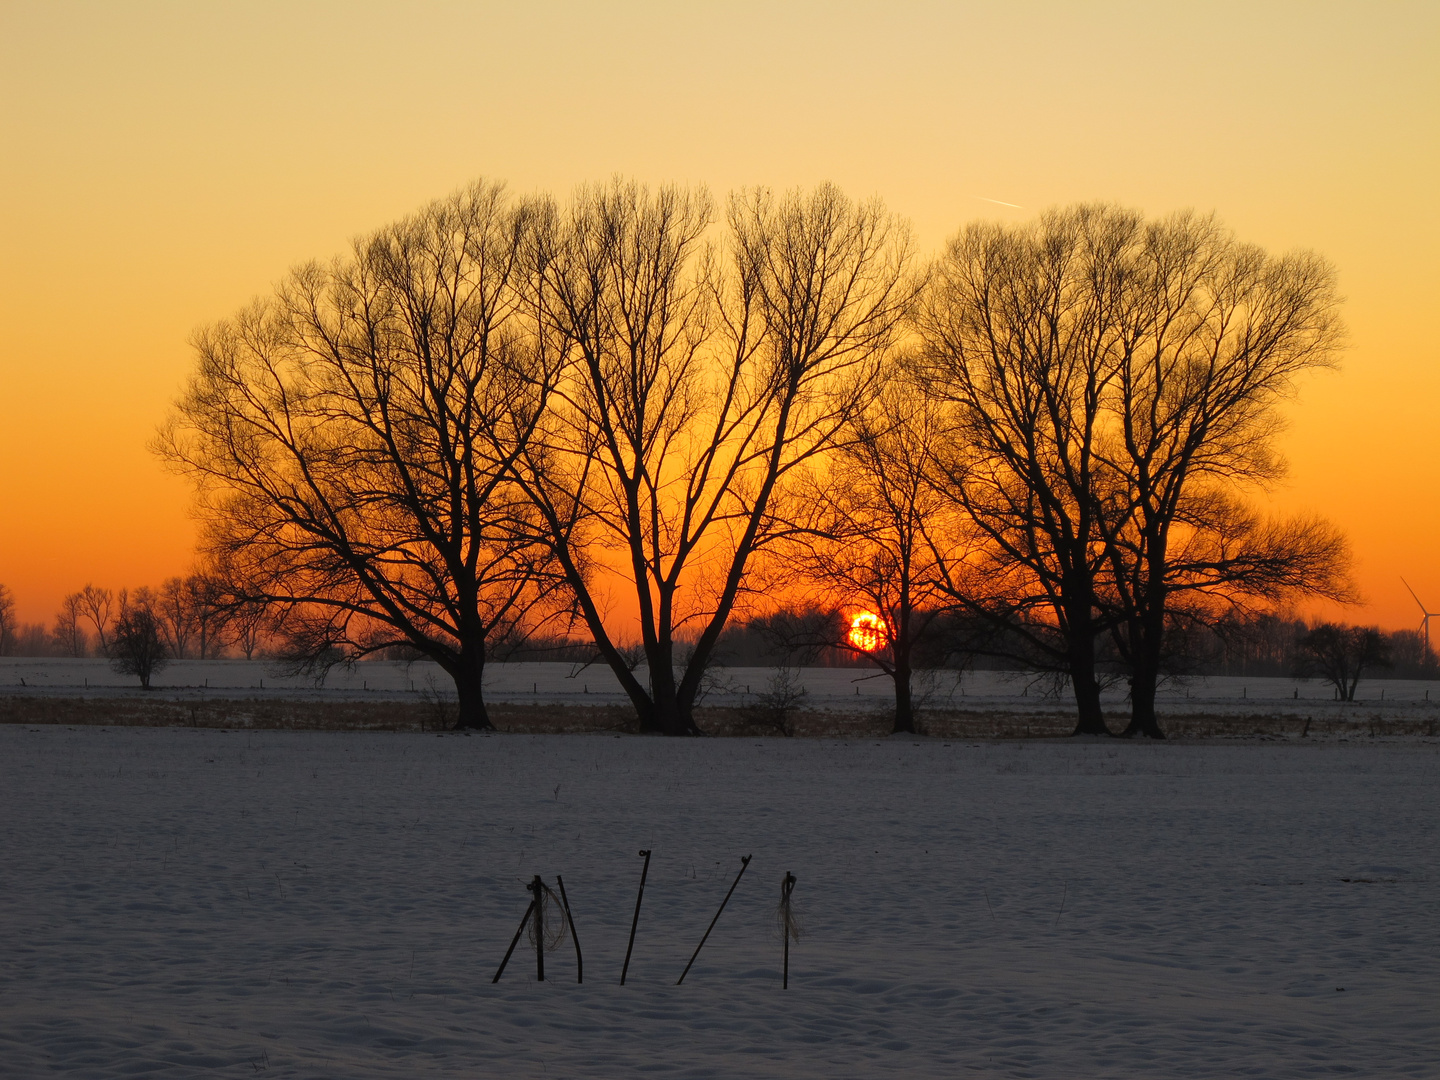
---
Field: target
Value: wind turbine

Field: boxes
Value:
[1401,577,1437,657]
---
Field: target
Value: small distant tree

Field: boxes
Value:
[0,584,16,656]
[186,575,232,659]
[737,666,809,737]
[76,585,114,653]
[108,598,170,689]
[226,598,271,660]
[51,592,89,656]
[1295,623,1391,701]
[155,576,198,659]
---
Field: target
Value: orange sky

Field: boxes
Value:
[1,1,1436,631]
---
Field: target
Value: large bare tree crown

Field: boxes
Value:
[514,179,917,732]
[912,203,1348,736]
[156,180,563,728]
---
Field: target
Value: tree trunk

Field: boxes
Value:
[892,656,915,735]
[452,640,494,731]
[657,672,703,737]
[1120,618,1167,739]
[1070,670,1108,735]
[655,700,702,737]
[1062,595,1110,735]
[1121,671,1166,738]
[642,648,703,736]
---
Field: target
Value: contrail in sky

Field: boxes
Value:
[977,196,1024,208]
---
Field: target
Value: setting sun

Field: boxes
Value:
[847,612,888,653]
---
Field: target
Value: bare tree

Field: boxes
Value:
[51,592,89,656]
[1295,623,1392,701]
[108,591,169,689]
[736,665,809,737]
[144,573,233,659]
[915,207,1131,735]
[0,584,16,656]
[777,374,958,733]
[917,205,1350,737]
[185,574,232,659]
[1093,209,1351,736]
[517,180,913,735]
[11,623,57,657]
[1386,627,1439,675]
[75,585,113,653]
[1106,511,1352,734]
[158,181,564,729]
[225,596,272,660]
[155,576,198,659]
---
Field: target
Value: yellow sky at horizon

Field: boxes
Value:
[1,1,1436,632]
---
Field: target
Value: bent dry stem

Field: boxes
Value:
[556,874,582,984]
[780,871,797,989]
[677,854,752,985]
[491,898,535,983]
[621,849,651,985]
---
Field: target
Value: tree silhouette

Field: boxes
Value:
[1092,209,1350,737]
[915,208,1127,735]
[917,205,1350,737]
[777,372,957,733]
[1295,623,1391,701]
[108,599,169,689]
[517,181,913,735]
[75,585,113,653]
[0,584,16,656]
[159,181,564,729]
[51,592,89,657]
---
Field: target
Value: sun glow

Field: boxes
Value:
[847,611,888,652]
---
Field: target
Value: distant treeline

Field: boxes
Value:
[3,586,1432,689]
[493,610,1438,682]
[0,579,263,666]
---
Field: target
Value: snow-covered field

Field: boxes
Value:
[3,658,1437,722]
[1,727,1436,1077]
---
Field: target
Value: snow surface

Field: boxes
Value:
[1,727,1437,1077]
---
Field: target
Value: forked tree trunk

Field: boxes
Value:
[645,639,705,743]
[656,702,703,737]
[1070,670,1108,736]
[628,652,703,736]
[1121,625,1167,739]
[1065,600,1111,736]
[1122,674,1166,738]
[660,671,704,736]
[1120,559,1168,739]
[452,639,494,731]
